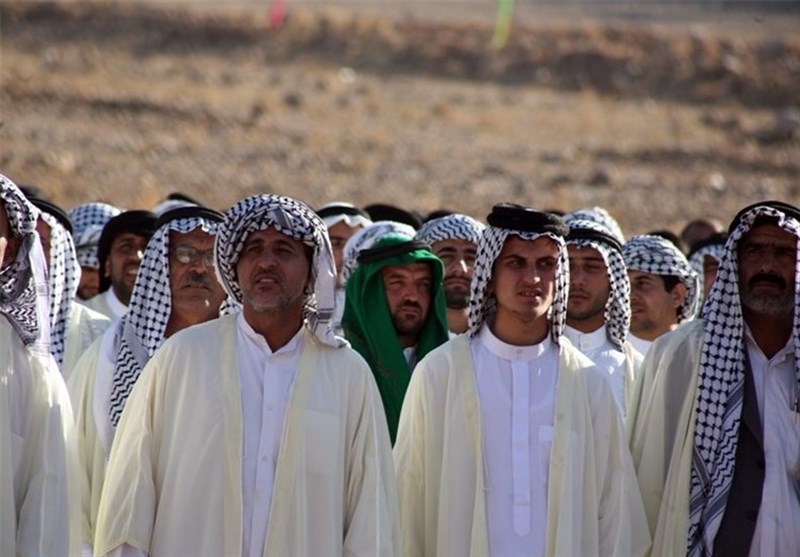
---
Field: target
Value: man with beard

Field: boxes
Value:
[629,201,800,557]
[343,233,449,443]
[394,204,650,556]
[0,175,79,556]
[68,206,228,550]
[94,195,399,557]
[83,210,158,321]
[564,219,642,417]
[415,213,484,335]
[623,234,700,356]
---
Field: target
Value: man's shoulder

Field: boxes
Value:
[649,319,705,362]
[414,335,470,379]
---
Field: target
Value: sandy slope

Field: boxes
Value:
[1,1,798,234]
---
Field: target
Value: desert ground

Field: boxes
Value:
[1,0,798,234]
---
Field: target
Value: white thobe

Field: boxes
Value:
[94,314,400,556]
[83,288,127,321]
[745,327,800,556]
[0,315,80,557]
[63,302,111,380]
[472,325,558,557]
[628,334,653,359]
[564,324,641,417]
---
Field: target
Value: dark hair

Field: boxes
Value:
[660,275,683,319]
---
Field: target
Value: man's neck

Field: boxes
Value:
[164,310,219,339]
[633,323,677,342]
[244,308,304,352]
[111,286,130,307]
[744,309,793,359]
[565,317,604,335]
[446,308,468,335]
[490,311,549,346]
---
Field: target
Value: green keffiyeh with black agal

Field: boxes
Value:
[343,234,449,443]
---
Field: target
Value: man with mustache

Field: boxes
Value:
[94,195,399,557]
[395,204,650,557]
[629,201,800,557]
[83,209,158,321]
[415,213,484,335]
[0,175,79,556]
[343,233,449,443]
[622,234,700,357]
[564,219,642,417]
[68,205,227,551]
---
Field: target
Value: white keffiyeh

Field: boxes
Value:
[341,221,416,283]
[686,203,800,557]
[108,214,222,427]
[566,218,631,349]
[415,213,485,246]
[69,202,122,269]
[564,206,625,244]
[215,194,344,349]
[623,234,700,323]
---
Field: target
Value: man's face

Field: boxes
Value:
[105,232,149,306]
[0,203,19,268]
[490,236,558,325]
[381,262,433,341]
[567,245,610,325]
[77,266,100,300]
[35,218,52,267]
[431,238,477,310]
[236,227,310,316]
[169,228,226,323]
[628,270,685,339]
[702,255,720,300]
[327,220,362,285]
[738,224,796,316]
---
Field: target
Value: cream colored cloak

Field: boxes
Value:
[394,335,651,557]
[0,316,80,556]
[94,314,401,556]
[63,301,111,381]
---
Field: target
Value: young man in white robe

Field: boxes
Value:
[564,218,642,417]
[0,175,79,556]
[628,200,800,557]
[68,205,227,552]
[416,213,484,335]
[622,234,700,357]
[394,203,650,557]
[94,194,400,557]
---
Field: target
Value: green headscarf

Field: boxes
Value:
[342,234,449,444]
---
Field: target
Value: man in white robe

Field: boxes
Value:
[628,201,800,557]
[68,205,228,551]
[564,218,642,417]
[0,175,79,556]
[416,213,484,335]
[83,210,158,321]
[94,194,400,556]
[394,203,650,557]
[623,234,700,356]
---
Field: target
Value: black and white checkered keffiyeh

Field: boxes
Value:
[467,225,570,343]
[0,175,50,359]
[341,221,416,283]
[564,206,626,244]
[69,202,122,269]
[566,218,631,349]
[689,237,726,303]
[108,214,222,427]
[415,213,485,246]
[215,194,344,348]
[623,234,700,323]
[39,211,80,368]
[686,204,800,557]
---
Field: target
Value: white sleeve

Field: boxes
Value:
[104,543,148,557]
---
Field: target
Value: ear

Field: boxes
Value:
[103,258,112,278]
[671,281,688,310]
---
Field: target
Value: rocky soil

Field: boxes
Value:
[1,1,798,234]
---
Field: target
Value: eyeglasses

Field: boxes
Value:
[171,245,215,267]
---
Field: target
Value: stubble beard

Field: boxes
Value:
[740,288,794,317]
[444,288,469,310]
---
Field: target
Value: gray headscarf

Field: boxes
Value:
[341,221,416,283]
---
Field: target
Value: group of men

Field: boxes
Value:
[2,170,797,557]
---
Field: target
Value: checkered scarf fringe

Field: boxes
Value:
[40,212,80,368]
[415,214,485,246]
[566,219,631,349]
[341,221,416,283]
[108,216,221,427]
[215,194,344,349]
[467,225,569,343]
[686,206,800,557]
[623,234,700,323]
[0,176,50,358]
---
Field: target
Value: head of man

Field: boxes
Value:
[688,232,727,304]
[216,194,342,349]
[737,219,796,317]
[318,202,372,286]
[381,261,432,346]
[623,234,698,341]
[567,245,609,328]
[69,203,121,300]
[680,217,724,254]
[468,204,569,346]
[97,210,158,305]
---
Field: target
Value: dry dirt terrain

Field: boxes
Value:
[1,0,798,234]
